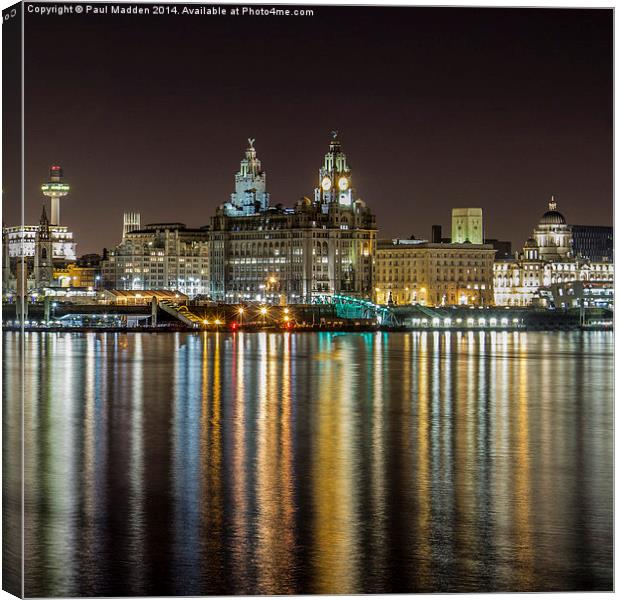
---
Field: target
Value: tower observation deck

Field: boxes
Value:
[41,165,70,225]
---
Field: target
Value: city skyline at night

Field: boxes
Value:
[3,5,612,255]
[2,4,614,597]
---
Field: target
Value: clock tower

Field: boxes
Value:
[314,131,354,209]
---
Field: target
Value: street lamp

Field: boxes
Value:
[237,306,244,327]
[260,306,268,326]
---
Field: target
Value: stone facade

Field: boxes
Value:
[101,222,210,297]
[374,239,496,306]
[493,198,613,306]
[451,208,483,244]
[209,135,376,303]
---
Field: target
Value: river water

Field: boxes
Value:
[3,330,613,595]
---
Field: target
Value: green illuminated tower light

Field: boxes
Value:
[41,165,70,225]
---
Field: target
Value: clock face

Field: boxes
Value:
[338,176,349,191]
[321,176,332,191]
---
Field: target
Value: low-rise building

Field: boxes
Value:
[101,220,210,297]
[539,280,614,310]
[100,289,188,306]
[374,238,495,306]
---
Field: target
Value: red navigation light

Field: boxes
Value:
[51,165,61,170]
[286,322,292,329]
[231,322,238,330]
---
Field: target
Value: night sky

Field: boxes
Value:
[6,4,613,255]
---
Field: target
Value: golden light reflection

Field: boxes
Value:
[255,334,296,593]
[15,329,614,596]
[512,344,534,588]
[312,336,360,594]
[202,332,224,586]
[230,332,252,592]
[368,334,387,584]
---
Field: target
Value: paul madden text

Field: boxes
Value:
[26,4,315,17]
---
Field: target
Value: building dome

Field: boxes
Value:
[539,210,566,225]
[539,195,566,225]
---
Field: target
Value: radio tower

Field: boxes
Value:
[41,165,70,225]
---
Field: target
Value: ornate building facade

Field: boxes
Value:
[493,197,613,306]
[209,135,376,303]
[3,210,77,294]
[3,167,78,295]
[374,238,496,306]
[222,138,269,216]
[100,217,210,297]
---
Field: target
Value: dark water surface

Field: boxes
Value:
[3,330,613,596]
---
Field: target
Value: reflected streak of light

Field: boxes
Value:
[280,333,295,586]
[416,331,431,585]
[230,332,252,592]
[202,333,224,585]
[313,336,359,594]
[4,333,24,594]
[44,334,78,594]
[513,347,534,588]
[256,334,296,593]
[128,334,145,590]
[23,334,39,591]
[370,333,387,584]
[441,332,453,480]
[80,334,97,590]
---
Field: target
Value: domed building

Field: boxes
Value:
[530,196,572,260]
[493,196,614,306]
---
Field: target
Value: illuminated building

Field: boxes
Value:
[210,134,376,303]
[41,165,70,225]
[123,212,141,238]
[493,197,614,306]
[434,222,511,257]
[374,238,495,306]
[451,208,483,244]
[100,289,188,306]
[33,205,54,287]
[539,280,614,310]
[100,217,209,297]
[4,224,76,262]
[528,196,572,260]
[222,138,269,216]
[3,167,78,294]
[3,166,76,271]
[54,255,102,289]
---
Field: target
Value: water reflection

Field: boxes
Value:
[4,330,612,596]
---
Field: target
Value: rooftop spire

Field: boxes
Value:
[549,195,557,211]
[329,130,341,152]
[39,203,48,225]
